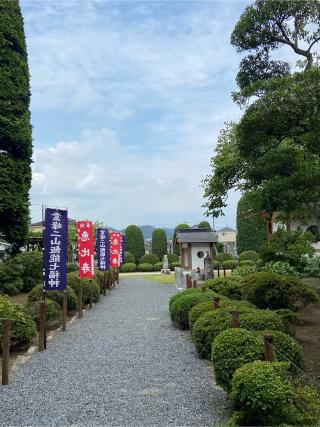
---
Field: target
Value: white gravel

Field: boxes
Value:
[0,277,228,426]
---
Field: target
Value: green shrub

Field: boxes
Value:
[67,272,100,305]
[137,263,154,272]
[192,307,284,358]
[0,295,36,348]
[124,251,135,264]
[139,254,159,265]
[239,250,259,263]
[67,262,78,273]
[232,264,256,278]
[259,329,303,370]
[170,290,215,329]
[153,262,163,271]
[212,328,264,392]
[0,257,23,295]
[28,284,77,313]
[274,308,297,329]
[213,260,221,269]
[304,257,320,278]
[151,228,167,260]
[171,261,181,270]
[231,361,295,426]
[216,253,232,263]
[205,276,243,300]
[169,288,201,311]
[120,263,137,273]
[198,221,211,229]
[259,260,299,276]
[25,298,61,330]
[290,386,320,426]
[222,260,239,269]
[125,225,145,262]
[167,253,179,264]
[240,272,318,311]
[239,260,255,267]
[15,251,43,291]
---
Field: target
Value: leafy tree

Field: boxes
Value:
[0,0,32,252]
[125,225,145,263]
[151,228,167,260]
[237,192,267,253]
[198,221,211,229]
[215,242,224,253]
[173,223,189,256]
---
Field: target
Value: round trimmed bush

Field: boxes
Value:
[213,260,221,269]
[67,262,78,273]
[171,261,181,270]
[239,250,260,263]
[25,298,61,330]
[222,260,239,269]
[15,251,43,291]
[212,328,264,392]
[259,329,303,370]
[169,288,201,311]
[192,307,284,358]
[215,253,232,263]
[120,263,137,273]
[137,263,154,272]
[139,254,159,265]
[0,295,36,348]
[240,272,318,311]
[28,284,77,313]
[231,361,295,426]
[170,290,215,329]
[260,261,299,276]
[153,262,163,271]
[167,253,179,264]
[205,276,243,300]
[239,260,255,267]
[67,272,100,304]
[124,251,135,264]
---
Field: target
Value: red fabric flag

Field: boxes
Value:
[110,232,122,268]
[76,220,95,278]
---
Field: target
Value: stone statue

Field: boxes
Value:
[161,254,171,274]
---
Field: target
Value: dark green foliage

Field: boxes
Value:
[125,225,145,263]
[167,253,179,264]
[170,290,215,329]
[231,361,295,426]
[222,260,238,269]
[15,251,43,291]
[0,0,32,252]
[120,262,137,273]
[28,284,77,313]
[151,228,167,260]
[139,253,159,265]
[239,251,259,262]
[259,330,303,370]
[236,193,267,253]
[67,272,100,305]
[192,307,284,358]
[67,262,78,273]
[198,221,211,229]
[153,262,163,271]
[25,298,61,330]
[239,260,255,267]
[213,260,221,269]
[0,294,36,348]
[240,272,318,311]
[304,257,320,278]
[205,276,243,300]
[274,309,297,329]
[232,264,256,278]
[215,242,224,253]
[124,251,135,264]
[260,260,299,276]
[173,223,189,255]
[212,328,264,392]
[137,263,153,272]
[0,256,23,295]
[215,253,232,263]
[169,288,201,312]
[170,261,181,270]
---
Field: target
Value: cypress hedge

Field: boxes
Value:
[151,228,167,260]
[125,225,145,263]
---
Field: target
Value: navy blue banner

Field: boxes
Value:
[96,228,109,271]
[120,235,126,264]
[44,208,68,291]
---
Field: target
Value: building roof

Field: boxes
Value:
[176,228,218,243]
[218,227,237,233]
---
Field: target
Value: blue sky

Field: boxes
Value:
[21,0,251,229]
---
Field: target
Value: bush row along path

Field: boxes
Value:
[0,277,227,426]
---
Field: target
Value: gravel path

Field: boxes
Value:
[0,277,228,426]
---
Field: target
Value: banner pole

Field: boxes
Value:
[89,279,93,308]
[42,204,47,350]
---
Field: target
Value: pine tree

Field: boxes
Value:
[125,225,145,263]
[151,228,167,260]
[0,0,32,252]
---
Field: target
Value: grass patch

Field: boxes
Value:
[142,274,175,284]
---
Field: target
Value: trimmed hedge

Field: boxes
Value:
[28,284,77,313]
[153,262,163,271]
[67,272,100,305]
[0,295,36,348]
[0,257,23,295]
[205,276,243,300]
[15,251,43,291]
[240,272,318,311]
[25,298,61,330]
[137,263,154,272]
[167,253,179,264]
[239,260,255,267]
[215,253,232,263]
[170,290,215,329]
[120,262,137,273]
[222,260,239,269]
[213,260,221,268]
[212,328,264,392]
[169,288,201,311]
[139,254,159,265]
[124,251,135,264]
[192,307,284,358]
[239,250,260,263]
[171,261,181,269]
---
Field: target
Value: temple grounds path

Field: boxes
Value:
[0,277,227,426]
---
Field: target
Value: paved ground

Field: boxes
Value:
[0,277,228,426]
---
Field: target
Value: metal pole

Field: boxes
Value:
[38,302,46,351]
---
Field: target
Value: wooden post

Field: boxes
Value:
[2,319,10,385]
[231,308,240,328]
[264,335,274,362]
[38,302,46,351]
[213,297,220,309]
[89,279,93,308]
[62,290,67,331]
[103,272,107,296]
[217,265,220,278]
[223,268,226,277]
[78,281,83,319]
[116,268,119,284]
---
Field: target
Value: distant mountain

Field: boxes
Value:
[119,225,174,240]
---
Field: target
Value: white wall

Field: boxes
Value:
[191,243,211,270]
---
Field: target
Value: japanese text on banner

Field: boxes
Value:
[76,220,95,278]
[109,232,121,268]
[96,227,110,271]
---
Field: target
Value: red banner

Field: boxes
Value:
[76,220,95,278]
[110,232,122,268]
